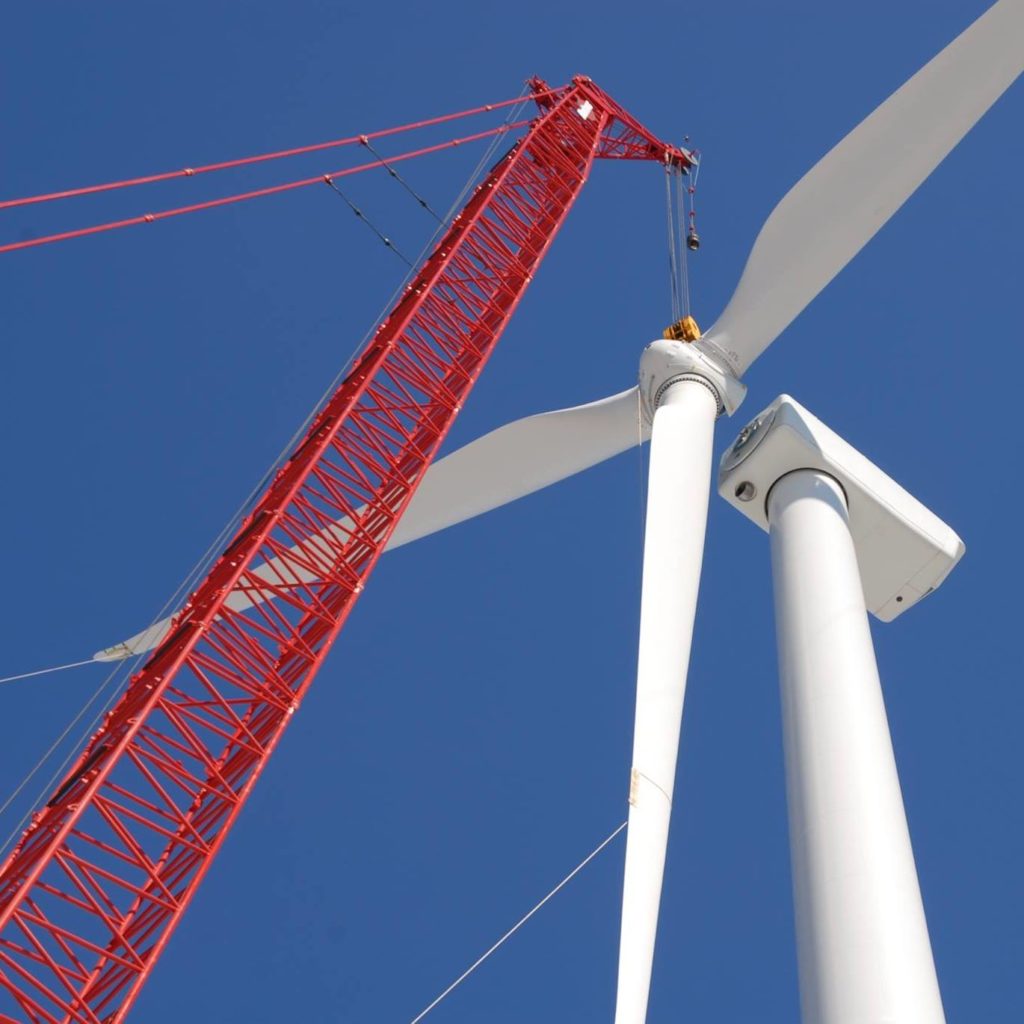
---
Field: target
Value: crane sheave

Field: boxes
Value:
[701,0,1024,377]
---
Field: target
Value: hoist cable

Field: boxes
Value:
[0,119,532,256]
[675,168,691,316]
[0,91,554,212]
[323,177,414,266]
[360,137,443,222]
[664,165,680,322]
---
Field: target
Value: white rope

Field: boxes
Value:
[0,660,124,855]
[408,820,627,1024]
[0,659,95,686]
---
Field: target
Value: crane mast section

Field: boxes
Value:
[0,84,684,1024]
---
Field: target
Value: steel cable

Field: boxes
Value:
[0,91,554,212]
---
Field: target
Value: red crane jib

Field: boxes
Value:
[0,80,688,1024]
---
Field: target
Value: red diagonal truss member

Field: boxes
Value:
[0,79,688,1024]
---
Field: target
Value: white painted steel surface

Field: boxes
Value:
[719,395,965,621]
[769,470,945,1024]
[614,378,718,1024]
[702,0,1024,376]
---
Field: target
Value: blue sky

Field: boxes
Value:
[2,1,1021,1020]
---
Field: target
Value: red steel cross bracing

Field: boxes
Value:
[0,80,688,1023]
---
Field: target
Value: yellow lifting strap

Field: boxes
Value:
[663,315,702,342]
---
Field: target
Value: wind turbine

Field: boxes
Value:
[4,2,1019,1024]
[394,7,1021,1018]
[78,2,1023,1020]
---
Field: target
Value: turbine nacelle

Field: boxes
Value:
[719,395,965,621]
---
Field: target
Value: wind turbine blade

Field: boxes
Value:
[615,380,718,1024]
[389,385,644,548]
[701,0,1024,376]
[95,387,644,661]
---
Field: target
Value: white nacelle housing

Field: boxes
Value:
[718,395,965,621]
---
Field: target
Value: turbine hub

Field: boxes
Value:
[638,337,746,421]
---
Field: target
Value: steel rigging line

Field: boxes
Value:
[0,91,554,211]
[323,175,415,266]
[0,120,533,255]
[359,135,444,222]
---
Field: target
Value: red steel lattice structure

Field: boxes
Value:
[0,78,689,1023]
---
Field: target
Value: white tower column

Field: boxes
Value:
[768,469,945,1024]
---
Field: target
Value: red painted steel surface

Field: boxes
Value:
[0,80,687,1023]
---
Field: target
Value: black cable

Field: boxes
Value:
[323,176,414,267]
[360,137,444,222]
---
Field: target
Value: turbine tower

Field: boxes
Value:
[720,395,963,1022]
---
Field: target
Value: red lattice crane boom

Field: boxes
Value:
[0,78,688,1024]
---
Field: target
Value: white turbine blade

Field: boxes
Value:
[95,387,644,661]
[615,380,718,1024]
[701,0,1024,377]
[389,386,644,548]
